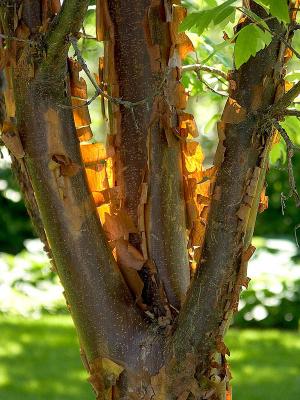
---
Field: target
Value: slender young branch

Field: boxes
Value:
[181,64,228,80]
[284,108,300,117]
[295,224,300,247]
[193,67,228,97]
[271,81,300,116]
[272,119,300,208]
[43,0,89,68]
[291,24,300,31]
[67,36,170,110]
[0,33,35,44]
[69,36,135,108]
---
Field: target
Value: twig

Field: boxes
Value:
[280,192,286,215]
[295,224,300,247]
[66,35,170,110]
[290,24,300,32]
[181,64,228,80]
[270,81,300,117]
[78,32,97,41]
[0,33,35,44]
[197,75,228,97]
[272,119,300,210]
[193,65,227,97]
[130,108,140,132]
[284,109,300,117]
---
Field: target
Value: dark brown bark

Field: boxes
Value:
[103,0,190,311]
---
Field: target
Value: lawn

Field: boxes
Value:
[0,315,299,400]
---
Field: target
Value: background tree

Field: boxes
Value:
[0,0,300,399]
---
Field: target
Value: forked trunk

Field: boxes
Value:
[0,1,297,399]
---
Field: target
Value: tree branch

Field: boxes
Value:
[181,64,228,80]
[272,119,300,208]
[270,81,300,117]
[284,108,300,117]
[43,0,89,68]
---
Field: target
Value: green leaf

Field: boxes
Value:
[213,5,235,26]
[286,71,300,82]
[235,25,272,69]
[241,7,269,29]
[179,12,204,32]
[269,141,286,165]
[193,9,215,36]
[179,0,237,34]
[254,0,290,24]
[282,116,300,145]
[269,0,290,23]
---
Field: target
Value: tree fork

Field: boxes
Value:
[1,1,299,400]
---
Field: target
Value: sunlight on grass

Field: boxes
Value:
[0,315,299,400]
[0,315,94,400]
[226,329,300,400]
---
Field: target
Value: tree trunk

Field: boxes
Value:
[0,0,298,399]
[100,0,190,312]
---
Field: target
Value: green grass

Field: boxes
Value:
[226,329,300,400]
[0,316,93,400]
[0,316,299,399]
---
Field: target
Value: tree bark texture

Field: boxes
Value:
[0,0,298,399]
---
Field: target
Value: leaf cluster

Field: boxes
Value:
[181,0,290,68]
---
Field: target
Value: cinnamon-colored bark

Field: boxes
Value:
[0,1,298,399]
[168,1,292,394]
[103,0,190,310]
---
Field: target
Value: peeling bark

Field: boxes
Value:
[166,2,293,398]
[101,0,190,311]
[0,0,163,376]
[1,0,298,399]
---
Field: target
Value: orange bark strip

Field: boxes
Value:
[226,388,232,400]
[68,59,87,94]
[115,238,145,271]
[81,143,115,164]
[51,0,61,14]
[3,68,15,118]
[85,164,109,192]
[91,187,120,207]
[169,4,194,60]
[71,98,91,128]
[96,0,107,41]
[76,126,93,142]
[1,119,24,158]
[178,113,198,138]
